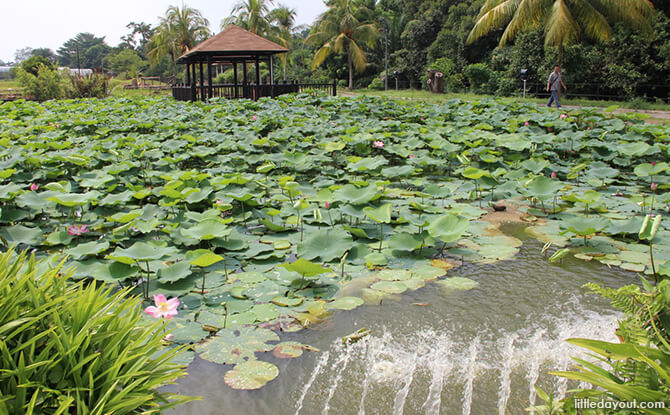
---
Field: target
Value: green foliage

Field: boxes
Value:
[464,63,491,91]
[0,248,194,414]
[67,73,109,99]
[20,55,56,76]
[104,49,147,77]
[16,64,63,101]
[368,77,384,90]
[549,280,670,413]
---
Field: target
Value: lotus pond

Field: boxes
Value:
[0,94,668,412]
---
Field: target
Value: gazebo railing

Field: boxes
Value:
[172,81,337,102]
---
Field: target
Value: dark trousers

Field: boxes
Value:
[547,90,561,108]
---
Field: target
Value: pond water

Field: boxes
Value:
[169,226,634,415]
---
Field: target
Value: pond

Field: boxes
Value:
[169,226,632,415]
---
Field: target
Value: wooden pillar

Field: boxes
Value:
[233,61,239,98]
[242,60,248,99]
[190,62,196,102]
[269,55,275,98]
[186,62,190,86]
[207,56,213,100]
[199,60,205,101]
[255,57,260,101]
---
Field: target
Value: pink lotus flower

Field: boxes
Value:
[145,294,179,320]
[68,224,88,236]
[651,182,657,191]
[652,161,656,167]
[524,121,529,126]
[551,172,557,179]
[373,140,384,148]
[29,183,38,191]
[409,154,416,159]
[559,113,568,119]
[324,201,330,209]
[252,115,258,121]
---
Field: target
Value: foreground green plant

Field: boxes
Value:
[546,279,670,414]
[0,248,195,414]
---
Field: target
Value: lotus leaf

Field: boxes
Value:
[224,361,279,390]
[197,327,279,365]
[297,228,353,262]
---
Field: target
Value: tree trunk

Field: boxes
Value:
[348,47,353,90]
[558,44,563,67]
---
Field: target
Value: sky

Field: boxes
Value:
[0,0,328,63]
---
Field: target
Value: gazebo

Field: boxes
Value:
[172,25,336,102]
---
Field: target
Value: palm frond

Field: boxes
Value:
[568,0,612,43]
[544,0,581,47]
[500,0,550,45]
[353,23,380,48]
[348,40,367,73]
[467,0,522,45]
[311,44,332,70]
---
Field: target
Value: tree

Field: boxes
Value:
[121,22,155,52]
[20,56,56,76]
[307,0,379,89]
[31,48,57,63]
[14,47,34,64]
[147,5,211,71]
[104,49,147,77]
[57,33,110,68]
[222,0,274,35]
[268,5,305,80]
[466,0,656,65]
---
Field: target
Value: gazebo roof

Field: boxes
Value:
[177,25,288,63]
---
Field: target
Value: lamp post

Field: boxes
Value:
[520,69,528,98]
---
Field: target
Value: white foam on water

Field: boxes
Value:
[497,334,517,415]
[392,352,417,415]
[294,351,329,415]
[298,307,621,414]
[322,343,353,415]
[526,329,546,412]
[461,337,479,415]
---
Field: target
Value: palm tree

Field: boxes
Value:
[221,0,274,36]
[148,5,211,69]
[307,0,379,90]
[268,5,305,80]
[466,0,655,65]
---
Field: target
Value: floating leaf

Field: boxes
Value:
[326,296,364,311]
[224,361,279,390]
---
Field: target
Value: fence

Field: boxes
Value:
[520,82,670,103]
[172,81,337,102]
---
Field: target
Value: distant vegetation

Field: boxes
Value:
[2,0,669,101]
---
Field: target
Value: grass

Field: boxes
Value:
[0,80,21,90]
[350,89,670,112]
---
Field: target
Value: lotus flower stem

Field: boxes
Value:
[650,242,657,282]
[378,223,383,252]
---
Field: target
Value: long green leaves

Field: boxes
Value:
[0,248,195,414]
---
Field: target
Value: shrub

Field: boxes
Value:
[368,77,384,90]
[68,72,109,99]
[20,55,56,76]
[16,64,64,101]
[0,248,194,414]
[538,278,670,413]
[464,63,492,92]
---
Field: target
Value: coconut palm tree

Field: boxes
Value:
[148,5,211,70]
[466,0,655,64]
[307,0,379,90]
[221,0,274,36]
[268,5,306,80]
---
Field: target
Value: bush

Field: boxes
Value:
[534,278,670,414]
[68,73,109,99]
[0,248,194,414]
[368,78,384,90]
[20,56,56,76]
[16,64,63,101]
[464,63,492,92]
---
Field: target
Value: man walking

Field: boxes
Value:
[546,65,567,108]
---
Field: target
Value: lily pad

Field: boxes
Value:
[224,361,279,390]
